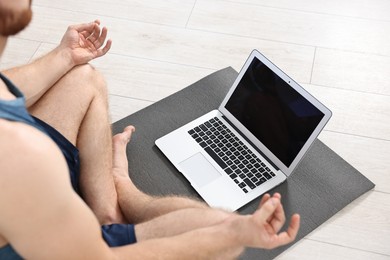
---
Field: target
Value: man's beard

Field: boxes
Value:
[0,2,33,36]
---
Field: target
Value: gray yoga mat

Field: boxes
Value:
[112,67,375,259]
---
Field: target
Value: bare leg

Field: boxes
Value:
[27,63,228,228]
[112,127,208,224]
[113,128,236,241]
[28,64,124,224]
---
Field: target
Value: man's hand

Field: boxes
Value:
[226,193,300,249]
[59,20,112,67]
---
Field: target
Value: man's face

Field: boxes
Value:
[0,0,32,36]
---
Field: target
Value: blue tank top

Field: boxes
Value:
[0,74,46,131]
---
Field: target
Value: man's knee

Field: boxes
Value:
[68,64,108,98]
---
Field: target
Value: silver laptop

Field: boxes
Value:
[156,49,332,212]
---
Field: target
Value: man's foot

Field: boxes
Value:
[112,125,135,179]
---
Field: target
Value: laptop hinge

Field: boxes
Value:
[221,115,280,171]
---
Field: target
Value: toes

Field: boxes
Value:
[113,125,135,146]
[123,125,135,143]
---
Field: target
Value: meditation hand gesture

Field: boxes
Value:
[226,193,300,250]
[59,20,112,66]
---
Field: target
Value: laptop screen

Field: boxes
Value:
[224,57,325,167]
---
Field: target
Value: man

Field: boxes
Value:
[0,0,300,259]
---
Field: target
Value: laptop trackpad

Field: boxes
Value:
[179,153,221,188]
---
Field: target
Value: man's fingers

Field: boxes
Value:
[267,214,300,248]
[256,197,281,224]
[87,24,101,43]
[96,39,112,58]
[270,198,286,232]
[259,193,271,208]
[288,214,300,238]
[70,21,96,33]
[94,27,108,48]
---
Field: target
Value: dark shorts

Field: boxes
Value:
[33,116,137,246]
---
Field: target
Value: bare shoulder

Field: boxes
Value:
[0,120,111,259]
[0,119,57,153]
[0,119,71,191]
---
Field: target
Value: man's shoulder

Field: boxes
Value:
[0,119,66,179]
[0,119,51,154]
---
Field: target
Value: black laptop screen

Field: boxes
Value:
[225,57,324,167]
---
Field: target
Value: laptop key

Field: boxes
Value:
[205,147,227,169]
[188,129,195,135]
[199,142,207,148]
[200,124,207,131]
[255,173,262,178]
[195,138,202,143]
[259,177,267,184]
[243,188,248,193]
[225,168,233,175]
[263,172,272,180]
[243,178,256,189]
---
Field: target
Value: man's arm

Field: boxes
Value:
[2,20,111,107]
[0,123,299,259]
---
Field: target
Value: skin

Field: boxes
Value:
[0,0,300,258]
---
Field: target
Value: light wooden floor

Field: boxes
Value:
[1,0,389,259]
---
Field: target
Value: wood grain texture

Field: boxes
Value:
[188,0,390,56]
[307,191,390,255]
[303,84,390,140]
[0,38,40,70]
[312,48,390,96]
[0,0,388,258]
[34,0,196,27]
[223,0,390,21]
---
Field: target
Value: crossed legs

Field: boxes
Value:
[25,64,232,240]
[27,64,125,224]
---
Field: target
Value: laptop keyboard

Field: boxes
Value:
[188,117,275,193]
